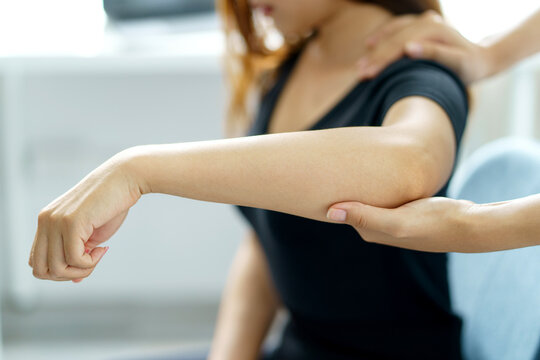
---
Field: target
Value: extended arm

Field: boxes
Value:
[28,96,456,281]
[327,194,540,253]
[128,97,455,222]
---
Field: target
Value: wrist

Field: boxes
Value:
[455,202,488,251]
[113,146,153,196]
[484,39,514,78]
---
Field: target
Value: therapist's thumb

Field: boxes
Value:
[327,202,399,234]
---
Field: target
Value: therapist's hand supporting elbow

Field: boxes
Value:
[327,197,480,253]
[327,195,540,253]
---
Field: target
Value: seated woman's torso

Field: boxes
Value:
[237,44,468,360]
[267,44,362,134]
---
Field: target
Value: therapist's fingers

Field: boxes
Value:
[358,12,448,81]
[405,41,464,66]
[366,15,416,48]
[326,202,405,237]
[366,10,442,48]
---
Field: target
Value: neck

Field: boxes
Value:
[308,3,393,67]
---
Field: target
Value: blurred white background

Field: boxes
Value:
[0,1,539,359]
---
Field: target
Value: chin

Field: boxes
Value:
[274,21,314,41]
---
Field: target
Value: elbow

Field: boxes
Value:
[400,143,448,204]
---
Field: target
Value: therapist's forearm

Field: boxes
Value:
[124,127,438,223]
[471,194,540,249]
[487,9,540,75]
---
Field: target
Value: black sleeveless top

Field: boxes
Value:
[236,51,469,360]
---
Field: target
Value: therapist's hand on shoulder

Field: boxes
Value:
[28,150,142,283]
[358,10,495,84]
[326,197,478,253]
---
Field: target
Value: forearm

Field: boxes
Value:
[470,194,540,251]
[126,127,438,222]
[486,9,540,75]
[209,232,280,360]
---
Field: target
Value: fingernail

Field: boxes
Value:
[406,42,423,56]
[327,208,347,222]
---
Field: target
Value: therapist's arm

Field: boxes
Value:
[487,9,540,76]
[327,194,540,253]
[357,9,540,84]
[29,96,456,281]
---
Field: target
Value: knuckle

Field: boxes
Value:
[37,210,52,225]
[49,265,65,278]
[423,10,437,18]
[33,268,47,279]
[425,11,443,23]
[64,251,75,265]
[352,214,367,230]
[61,212,78,227]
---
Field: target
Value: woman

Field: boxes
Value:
[28,0,468,359]
[327,8,540,253]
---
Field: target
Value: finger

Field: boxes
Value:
[358,42,406,81]
[29,230,39,268]
[47,231,92,280]
[31,231,50,280]
[85,210,128,249]
[47,229,71,280]
[327,202,404,236]
[360,24,445,80]
[365,15,416,48]
[51,245,106,281]
[50,265,97,282]
[46,229,106,280]
[63,224,103,269]
[421,9,444,24]
[404,41,465,74]
[61,246,108,279]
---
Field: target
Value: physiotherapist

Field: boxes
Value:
[326,9,540,253]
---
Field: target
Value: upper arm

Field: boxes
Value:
[381,96,457,198]
[374,59,469,199]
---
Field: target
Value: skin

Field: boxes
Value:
[356,9,540,84]
[29,1,460,359]
[327,8,540,253]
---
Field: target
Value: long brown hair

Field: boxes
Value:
[217,0,442,136]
